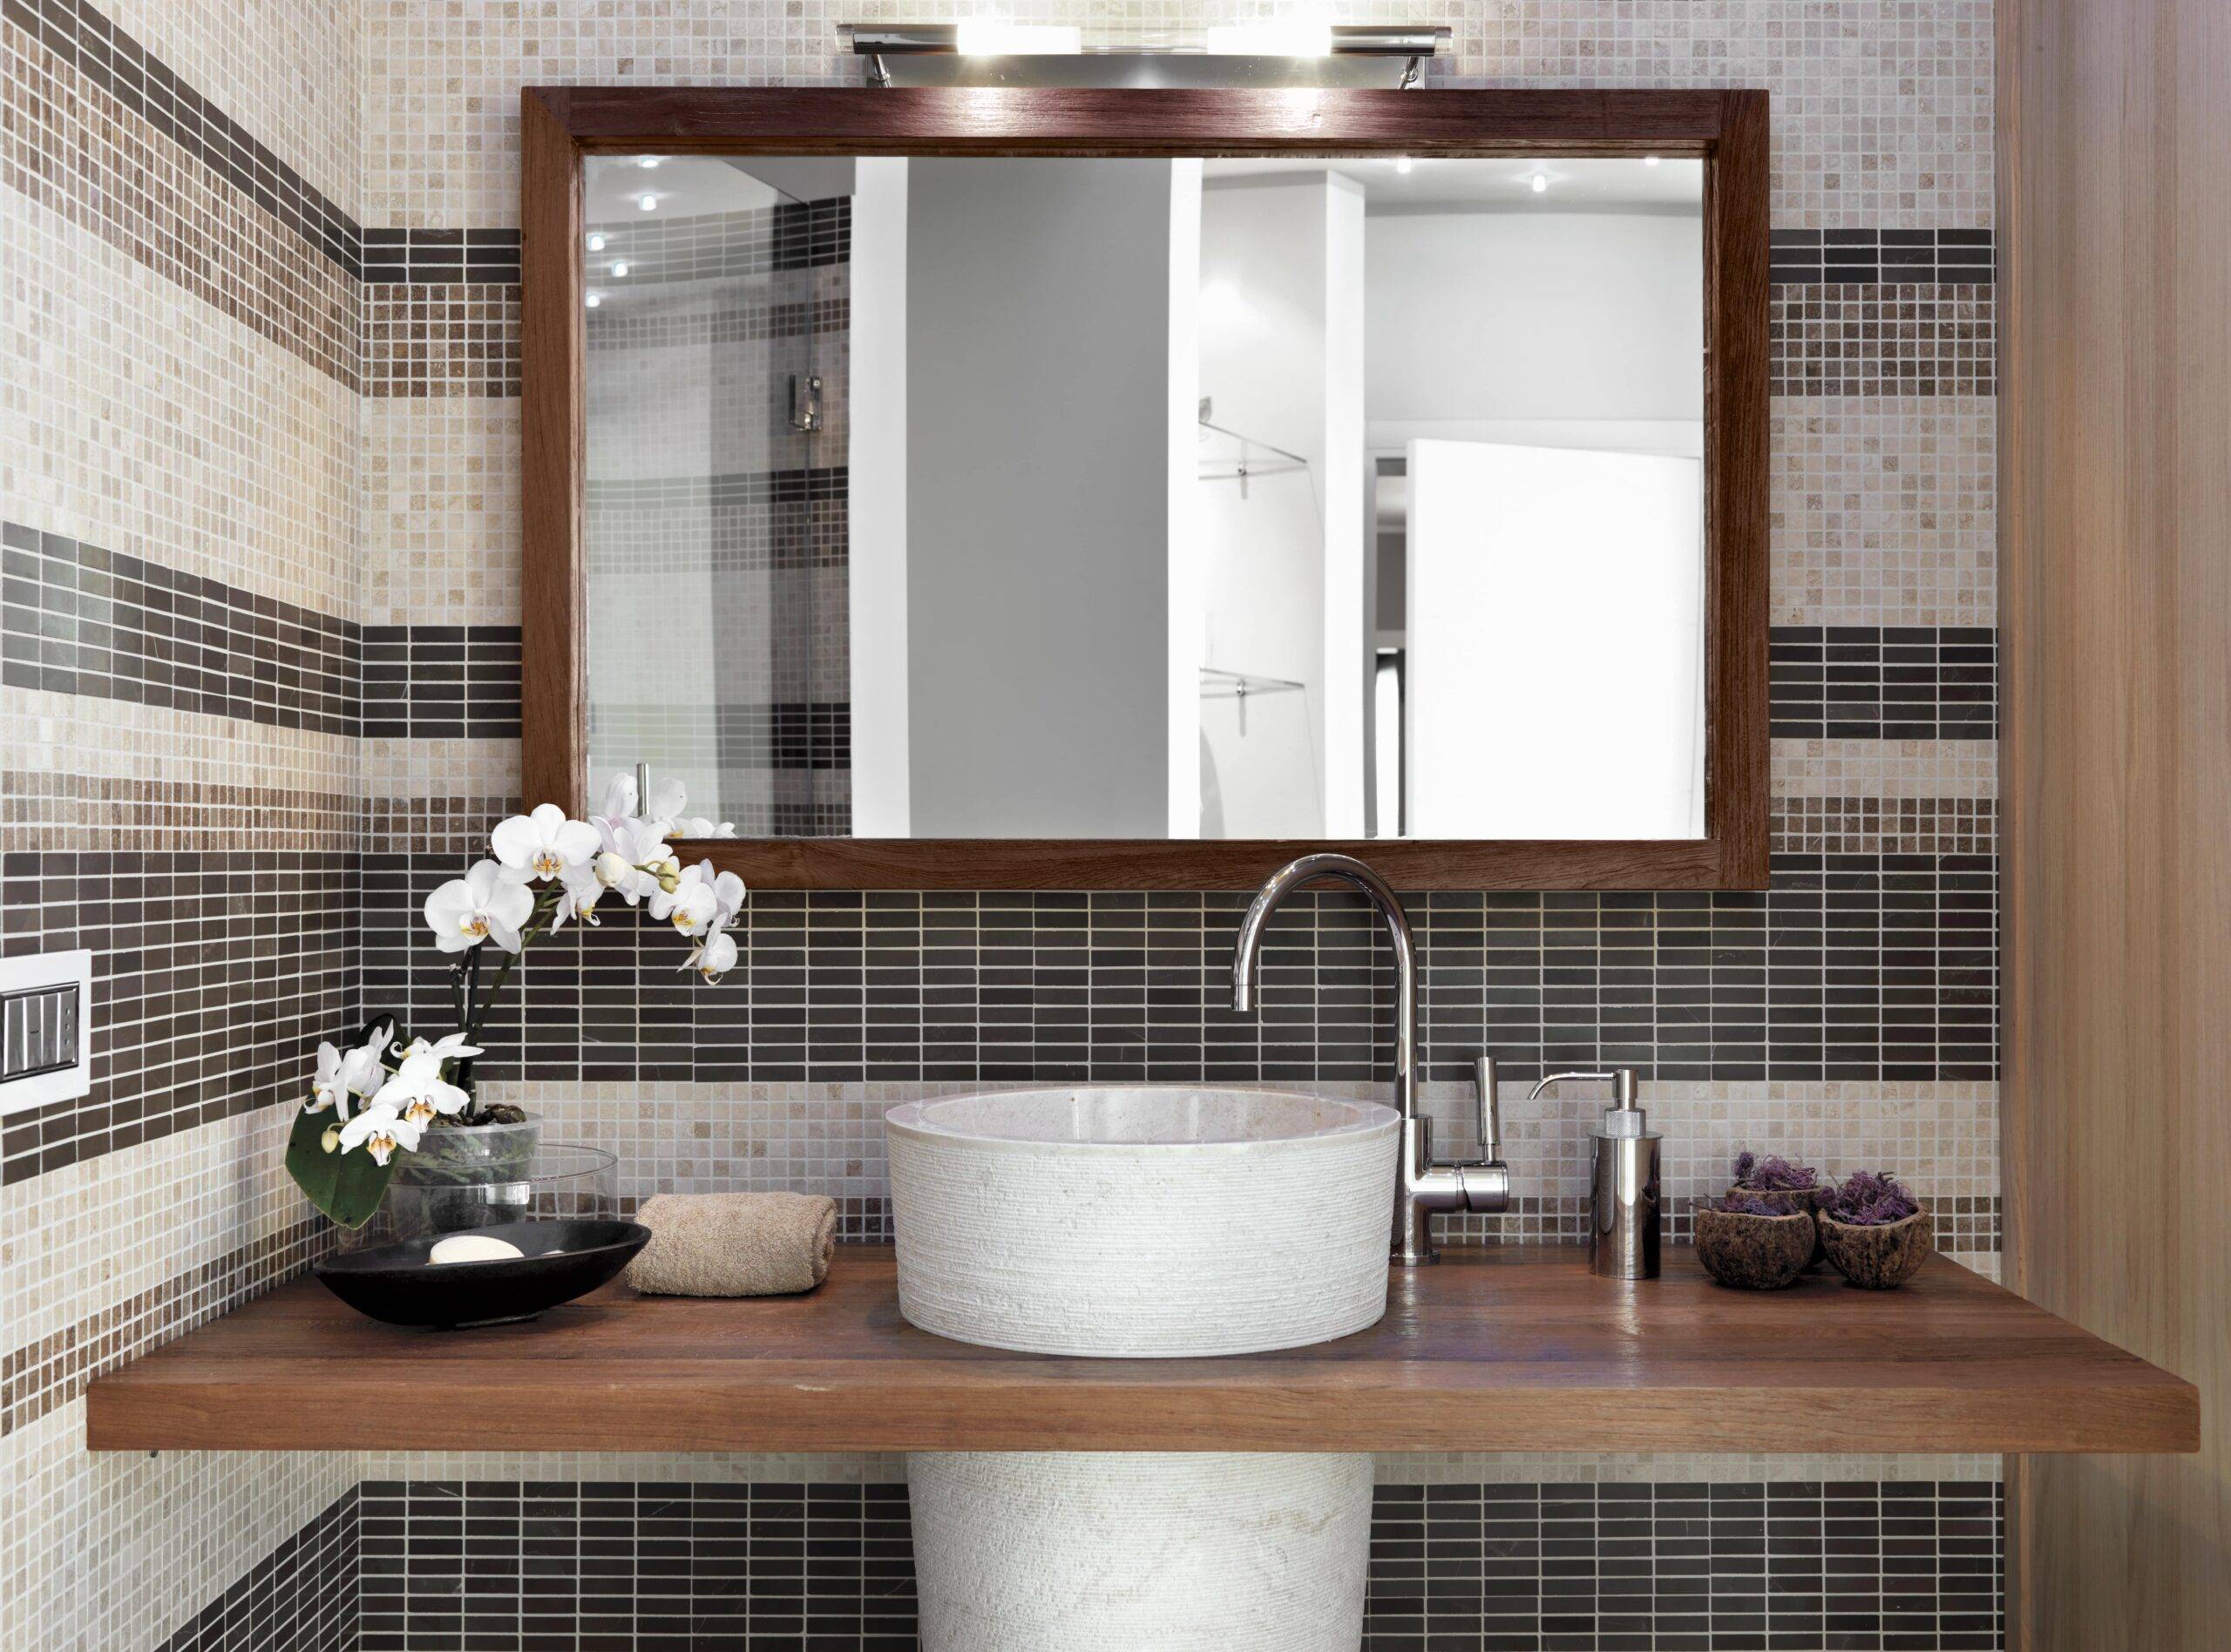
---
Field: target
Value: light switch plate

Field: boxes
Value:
[0,950,93,1116]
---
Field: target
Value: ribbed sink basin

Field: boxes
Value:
[886,1087,1400,1357]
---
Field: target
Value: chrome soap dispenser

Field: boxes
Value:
[1530,1068,1660,1279]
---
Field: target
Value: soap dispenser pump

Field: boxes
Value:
[1529,1068,1660,1279]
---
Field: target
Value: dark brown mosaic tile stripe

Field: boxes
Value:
[0,9,361,387]
[362,226,519,284]
[0,849,356,1185]
[362,624,521,739]
[586,295,850,350]
[362,849,1998,1088]
[1365,1481,2004,1651]
[4,0,359,273]
[363,282,520,396]
[1,1214,322,1438]
[1441,1193,2001,1254]
[1771,227,1995,285]
[1772,283,1997,396]
[1773,796,1997,859]
[1771,625,1997,740]
[0,773,358,853]
[159,1487,357,1652]
[349,1478,2002,1652]
[1,523,359,735]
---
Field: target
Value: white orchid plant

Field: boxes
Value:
[286,775,743,1227]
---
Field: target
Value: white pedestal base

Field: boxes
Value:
[906,1451,1373,1652]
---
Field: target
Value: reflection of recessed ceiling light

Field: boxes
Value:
[1644,154,1661,167]
[639,193,657,211]
[611,261,630,277]
[1530,173,1548,193]
[1394,156,1413,175]
[638,156,661,170]
[586,294,601,308]
[587,233,607,252]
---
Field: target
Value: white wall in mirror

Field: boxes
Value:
[580,152,1709,843]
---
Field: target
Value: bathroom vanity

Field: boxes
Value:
[86,1246,2198,1455]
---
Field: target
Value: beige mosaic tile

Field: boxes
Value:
[360,399,522,628]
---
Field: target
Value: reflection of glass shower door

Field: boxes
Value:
[584,163,823,831]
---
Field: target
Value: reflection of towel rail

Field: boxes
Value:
[1199,666,1305,701]
[1197,416,1311,486]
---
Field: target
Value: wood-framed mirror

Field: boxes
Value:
[522,86,1767,890]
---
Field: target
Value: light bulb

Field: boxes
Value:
[639,193,657,211]
[1394,156,1413,175]
[637,156,661,170]
[587,233,607,252]
[1644,154,1661,167]
[611,261,629,277]
[586,294,601,308]
[1530,173,1548,193]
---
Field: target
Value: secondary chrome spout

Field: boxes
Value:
[1231,853,1510,1265]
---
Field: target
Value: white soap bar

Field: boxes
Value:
[428,1233,525,1265]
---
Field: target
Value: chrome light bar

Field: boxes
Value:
[839,23,1451,89]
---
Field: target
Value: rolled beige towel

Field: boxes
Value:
[624,1191,837,1297]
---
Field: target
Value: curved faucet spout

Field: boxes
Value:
[1231,852,1418,1126]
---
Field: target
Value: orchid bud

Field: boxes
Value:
[593,850,634,888]
[657,868,681,893]
[321,1125,342,1154]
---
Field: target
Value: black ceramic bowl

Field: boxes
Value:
[314,1219,650,1330]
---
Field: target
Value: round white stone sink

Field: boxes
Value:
[886,1086,1400,1357]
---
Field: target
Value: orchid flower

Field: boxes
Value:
[337,1104,424,1166]
[490,802,600,883]
[392,1032,483,1066]
[682,926,738,983]
[711,867,745,928]
[593,816,674,904]
[651,861,723,937]
[305,1024,390,1119]
[675,815,739,839]
[370,1052,472,1127]
[549,862,607,931]
[424,859,536,952]
[600,771,639,819]
[646,776,689,829]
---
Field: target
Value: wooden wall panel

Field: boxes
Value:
[2001,1,2231,1646]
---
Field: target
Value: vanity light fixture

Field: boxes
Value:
[638,193,657,211]
[637,156,662,169]
[587,232,607,251]
[1395,155,1414,175]
[1530,171,1549,193]
[1644,154,1661,166]
[839,22,1448,88]
[610,260,630,276]
[585,294,601,308]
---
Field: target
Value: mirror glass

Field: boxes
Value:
[584,153,1705,840]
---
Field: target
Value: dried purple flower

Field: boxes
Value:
[1716,1192,1794,1217]
[1825,1169,1920,1226]
[1731,1150,1823,1193]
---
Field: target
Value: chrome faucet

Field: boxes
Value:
[1231,852,1510,1265]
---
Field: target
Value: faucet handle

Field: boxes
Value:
[1472,1054,1502,1164]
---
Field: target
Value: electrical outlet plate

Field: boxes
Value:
[0,949,93,1116]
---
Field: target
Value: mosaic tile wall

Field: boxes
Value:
[1,0,2005,1646]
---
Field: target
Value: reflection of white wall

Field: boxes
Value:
[1406,439,1705,839]
[856,159,1183,837]
[1366,210,1704,423]
[1196,176,1366,838]
[848,158,911,836]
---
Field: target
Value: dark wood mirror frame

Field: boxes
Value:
[521,85,1768,890]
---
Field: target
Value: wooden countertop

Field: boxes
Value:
[85,1246,2198,1456]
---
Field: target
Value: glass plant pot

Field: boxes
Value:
[393,1114,543,1187]
[340,1143,617,1254]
